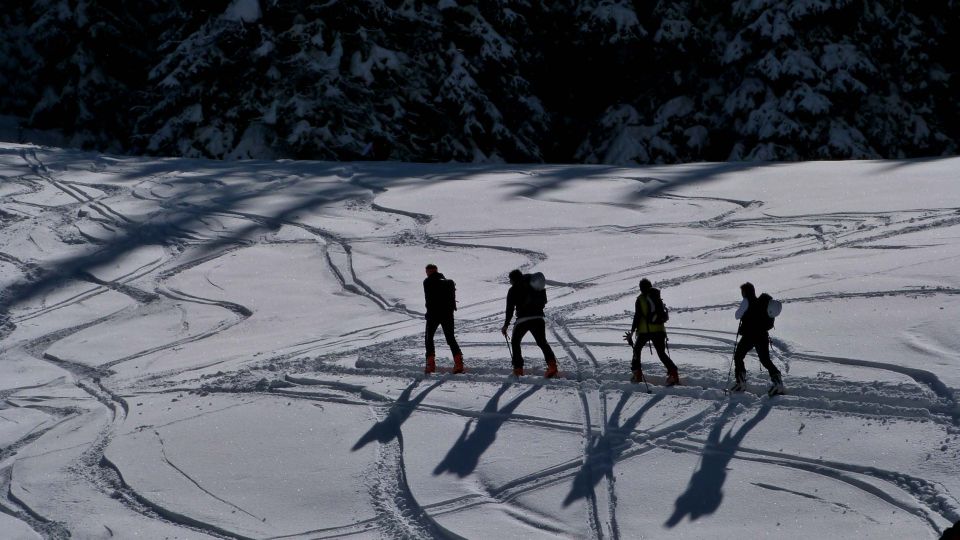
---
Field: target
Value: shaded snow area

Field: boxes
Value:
[1,142,959,539]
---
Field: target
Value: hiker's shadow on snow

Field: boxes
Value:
[351,378,443,451]
[433,382,540,478]
[664,403,772,528]
[563,392,665,507]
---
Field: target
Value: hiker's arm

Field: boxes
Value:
[630,297,641,333]
[502,288,515,331]
[735,298,748,319]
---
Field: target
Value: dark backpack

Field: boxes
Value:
[646,288,669,324]
[440,278,457,312]
[757,293,775,330]
[520,273,547,311]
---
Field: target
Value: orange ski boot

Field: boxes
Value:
[544,359,559,379]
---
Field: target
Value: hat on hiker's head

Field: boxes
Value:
[508,269,523,283]
[639,278,652,292]
[740,282,755,297]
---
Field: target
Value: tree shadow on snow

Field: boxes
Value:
[563,392,665,507]
[432,382,540,478]
[351,378,444,451]
[664,403,772,528]
[503,161,777,202]
[338,159,779,208]
[0,148,377,333]
[0,146,779,346]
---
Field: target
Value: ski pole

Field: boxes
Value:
[503,331,514,367]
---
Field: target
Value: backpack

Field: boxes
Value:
[646,288,669,324]
[528,272,546,291]
[520,272,547,311]
[440,278,457,312]
[757,293,780,330]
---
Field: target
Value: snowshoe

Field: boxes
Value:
[728,381,746,393]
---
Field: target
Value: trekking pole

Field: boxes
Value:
[503,331,514,369]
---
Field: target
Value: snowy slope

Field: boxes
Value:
[1,143,958,539]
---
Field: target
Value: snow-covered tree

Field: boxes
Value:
[430,2,550,161]
[575,0,722,164]
[1,0,957,163]
[133,1,553,161]
[134,0,280,158]
[718,0,956,160]
[0,3,35,117]
[10,0,163,149]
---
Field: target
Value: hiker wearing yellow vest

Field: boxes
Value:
[626,279,680,386]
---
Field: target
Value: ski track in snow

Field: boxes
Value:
[1,146,959,538]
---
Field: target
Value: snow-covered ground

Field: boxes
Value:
[1,142,958,539]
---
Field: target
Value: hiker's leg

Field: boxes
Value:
[755,335,780,379]
[652,332,677,372]
[631,334,650,372]
[425,317,441,358]
[439,315,462,357]
[529,319,556,362]
[511,321,531,369]
[733,335,754,380]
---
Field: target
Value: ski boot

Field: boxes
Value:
[631,370,645,384]
[665,368,680,386]
[729,371,746,393]
[767,373,785,397]
[512,367,525,377]
[544,358,559,379]
[453,353,465,374]
[424,355,436,375]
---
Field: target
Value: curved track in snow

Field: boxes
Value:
[1,146,959,538]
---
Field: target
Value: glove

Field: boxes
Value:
[501,325,509,336]
[623,331,634,347]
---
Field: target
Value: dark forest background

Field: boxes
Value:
[1,0,957,164]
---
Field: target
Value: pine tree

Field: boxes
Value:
[22,0,161,150]
[135,0,278,158]
[261,0,439,161]
[1,0,957,163]
[853,2,956,158]
[431,2,550,161]
[0,2,34,118]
